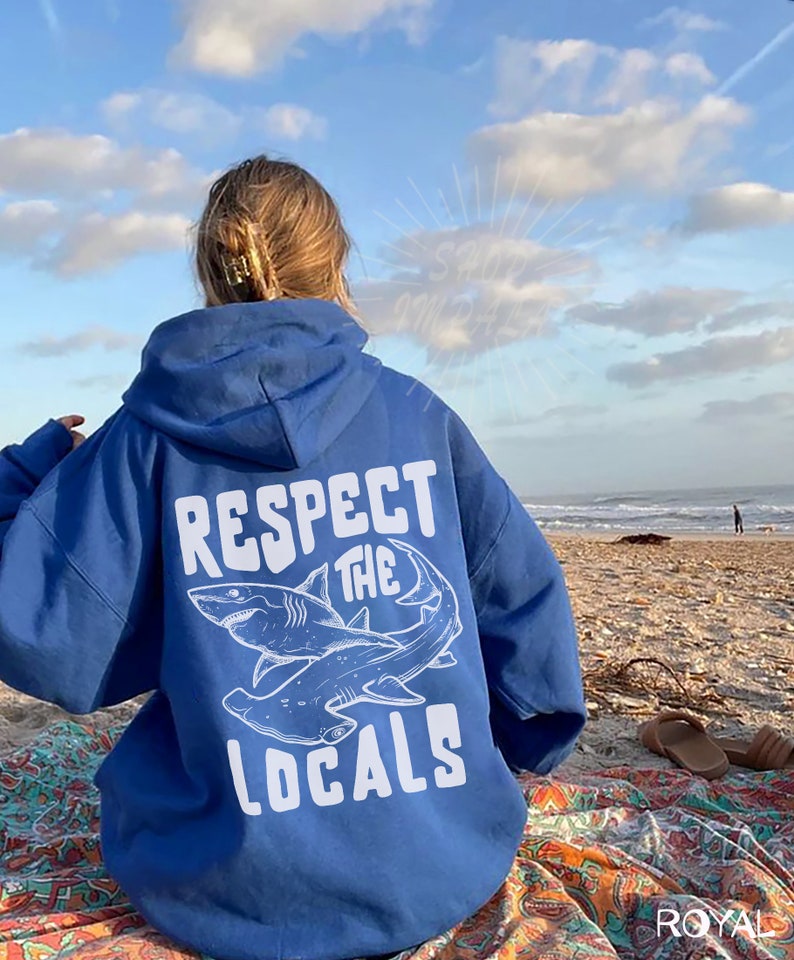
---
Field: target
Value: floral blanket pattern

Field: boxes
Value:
[1,722,792,959]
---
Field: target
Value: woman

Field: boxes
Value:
[0,156,585,960]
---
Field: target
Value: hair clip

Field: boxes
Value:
[222,254,252,289]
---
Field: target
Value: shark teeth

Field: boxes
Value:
[220,608,257,628]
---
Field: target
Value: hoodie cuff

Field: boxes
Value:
[1,420,73,492]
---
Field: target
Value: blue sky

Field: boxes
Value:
[2,0,793,496]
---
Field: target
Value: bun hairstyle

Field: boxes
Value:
[195,156,354,313]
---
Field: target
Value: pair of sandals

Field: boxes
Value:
[640,710,794,780]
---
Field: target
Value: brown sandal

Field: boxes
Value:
[713,725,794,771]
[639,710,729,780]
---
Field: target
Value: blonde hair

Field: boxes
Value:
[196,156,354,313]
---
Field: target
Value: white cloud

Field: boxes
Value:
[356,222,594,353]
[608,326,794,387]
[261,104,328,141]
[0,128,120,195]
[102,92,143,120]
[102,90,327,142]
[491,37,716,116]
[0,127,205,204]
[570,288,794,338]
[597,48,659,107]
[470,95,748,202]
[569,286,741,337]
[19,325,143,357]
[665,52,715,85]
[151,91,239,135]
[643,7,725,33]
[0,200,61,253]
[706,301,794,333]
[103,89,240,138]
[490,37,601,115]
[0,122,210,277]
[44,211,191,276]
[700,392,794,422]
[681,182,794,233]
[170,0,435,76]
[598,51,714,108]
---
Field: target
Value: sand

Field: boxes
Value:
[1,535,792,777]
[553,534,794,775]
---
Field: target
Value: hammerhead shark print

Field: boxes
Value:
[188,540,462,745]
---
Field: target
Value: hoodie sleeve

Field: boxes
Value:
[0,420,73,551]
[450,414,586,774]
[0,411,163,714]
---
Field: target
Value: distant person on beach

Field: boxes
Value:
[0,156,585,960]
[733,503,744,535]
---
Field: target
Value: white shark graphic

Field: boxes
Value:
[189,540,461,745]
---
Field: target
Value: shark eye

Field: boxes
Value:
[228,589,240,598]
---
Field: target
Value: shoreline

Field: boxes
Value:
[543,529,794,542]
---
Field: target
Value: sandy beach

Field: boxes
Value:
[553,533,794,775]
[1,534,792,777]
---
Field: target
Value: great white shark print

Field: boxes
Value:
[188,539,462,746]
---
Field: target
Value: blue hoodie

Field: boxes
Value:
[0,299,585,960]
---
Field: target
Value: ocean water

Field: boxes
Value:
[522,484,794,534]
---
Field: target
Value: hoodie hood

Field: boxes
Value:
[123,298,381,469]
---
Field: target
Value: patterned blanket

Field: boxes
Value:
[1,722,792,959]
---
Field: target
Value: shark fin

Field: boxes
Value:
[295,564,330,605]
[253,656,311,693]
[347,607,370,630]
[420,603,436,624]
[389,539,439,607]
[362,674,425,705]
[428,651,457,669]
